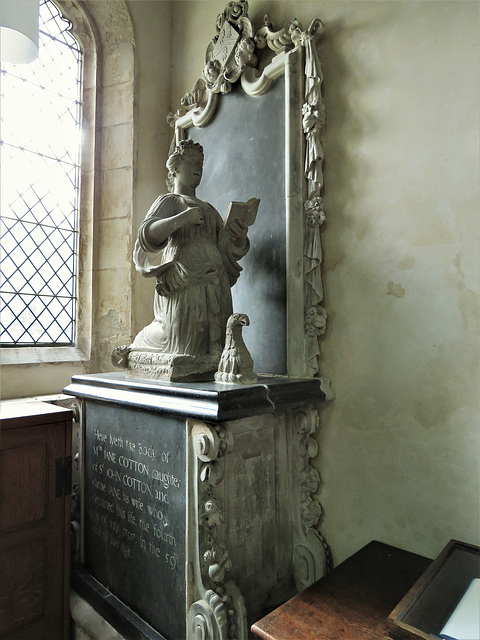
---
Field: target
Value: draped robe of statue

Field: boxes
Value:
[131,193,249,359]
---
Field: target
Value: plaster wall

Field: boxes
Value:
[170,0,480,565]
[126,1,173,336]
[1,0,478,571]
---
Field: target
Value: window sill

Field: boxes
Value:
[0,345,90,366]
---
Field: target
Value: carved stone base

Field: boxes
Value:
[126,350,220,382]
[64,374,328,640]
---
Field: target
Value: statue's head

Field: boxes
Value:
[166,139,204,192]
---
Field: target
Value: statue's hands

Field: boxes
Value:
[226,218,248,238]
[183,206,204,226]
[144,206,204,247]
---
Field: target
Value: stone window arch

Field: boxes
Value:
[2,0,135,381]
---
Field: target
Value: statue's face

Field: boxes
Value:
[175,152,203,189]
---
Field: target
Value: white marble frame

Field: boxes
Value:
[174,47,307,378]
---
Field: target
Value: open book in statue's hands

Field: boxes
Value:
[224,197,260,229]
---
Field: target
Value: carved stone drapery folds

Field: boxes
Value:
[188,421,247,640]
[301,24,328,377]
[243,15,328,377]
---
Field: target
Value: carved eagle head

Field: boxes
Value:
[226,312,250,330]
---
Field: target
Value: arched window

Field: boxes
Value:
[1,0,82,347]
[1,0,135,396]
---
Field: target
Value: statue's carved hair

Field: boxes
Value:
[166,139,204,192]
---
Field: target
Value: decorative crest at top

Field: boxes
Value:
[255,15,324,53]
[203,0,257,94]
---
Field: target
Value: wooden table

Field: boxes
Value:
[251,541,432,640]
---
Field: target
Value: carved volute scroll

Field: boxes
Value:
[188,420,247,640]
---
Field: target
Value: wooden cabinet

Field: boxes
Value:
[0,402,72,640]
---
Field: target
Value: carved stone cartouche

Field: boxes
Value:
[203,0,257,95]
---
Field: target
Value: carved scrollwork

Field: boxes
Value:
[320,377,335,401]
[203,0,257,95]
[255,16,324,53]
[70,398,83,557]
[180,78,207,111]
[255,16,301,52]
[193,423,221,462]
[190,417,246,638]
[168,79,208,126]
[200,461,224,486]
[192,422,233,462]
[293,530,327,591]
[292,406,332,581]
[295,407,321,531]
[291,18,325,48]
[188,590,229,640]
[70,398,82,423]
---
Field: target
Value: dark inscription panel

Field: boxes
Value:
[189,77,287,374]
[85,401,186,640]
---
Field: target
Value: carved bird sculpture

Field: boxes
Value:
[215,313,257,385]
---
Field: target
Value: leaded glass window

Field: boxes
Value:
[0,0,82,346]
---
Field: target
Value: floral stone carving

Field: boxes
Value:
[292,405,332,589]
[189,420,247,640]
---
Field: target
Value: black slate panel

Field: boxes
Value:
[188,78,287,375]
[84,401,186,640]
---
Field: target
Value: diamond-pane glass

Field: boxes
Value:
[0,0,82,347]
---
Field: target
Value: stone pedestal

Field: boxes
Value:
[64,373,326,640]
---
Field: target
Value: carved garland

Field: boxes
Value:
[292,405,332,588]
[70,398,83,565]
[255,17,327,377]
[188,422,247,640]
[168,5,328,379]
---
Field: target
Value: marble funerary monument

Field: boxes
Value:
[65,2,332,639]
